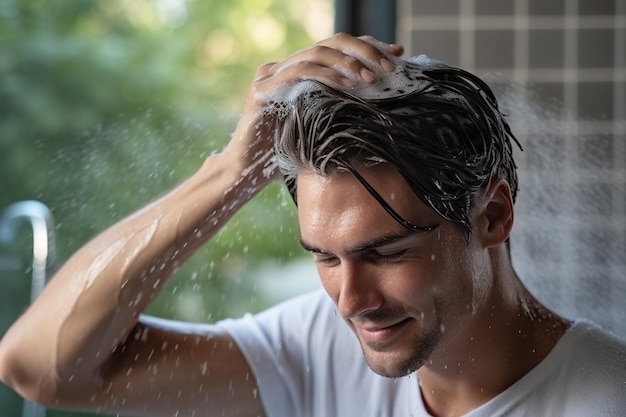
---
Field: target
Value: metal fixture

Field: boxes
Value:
[0,200,57,417]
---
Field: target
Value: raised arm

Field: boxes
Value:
[0,33,403,417]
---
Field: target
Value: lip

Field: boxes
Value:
[355,318,411,347]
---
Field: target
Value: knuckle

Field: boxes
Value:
[255,62,275,77]
[309,44,333,55]
[259,62,276,70]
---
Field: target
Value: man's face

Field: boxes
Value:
[297,165,491,378]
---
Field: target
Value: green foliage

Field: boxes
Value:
[0,0,329,415]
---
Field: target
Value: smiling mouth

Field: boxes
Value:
[356,318,412,347]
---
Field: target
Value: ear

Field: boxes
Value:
[475,179,514,248]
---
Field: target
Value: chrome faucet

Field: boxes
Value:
[0,200,57,417]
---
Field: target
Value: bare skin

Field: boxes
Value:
[297,165,570,417]
[0,33,404,417]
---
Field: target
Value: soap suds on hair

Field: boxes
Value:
[261,55,457,119]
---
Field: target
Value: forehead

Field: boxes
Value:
[296,165,440,250]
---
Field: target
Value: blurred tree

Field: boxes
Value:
[0,0,332,415]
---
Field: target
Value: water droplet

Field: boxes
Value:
[200,361,208,376]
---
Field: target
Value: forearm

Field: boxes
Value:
[0,150,267,400]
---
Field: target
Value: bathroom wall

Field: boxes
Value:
[396,0,626,334]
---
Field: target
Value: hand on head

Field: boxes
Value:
[255,33,404,89]
[225,33,404,184]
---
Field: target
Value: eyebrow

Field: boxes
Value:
[299,224,439,256]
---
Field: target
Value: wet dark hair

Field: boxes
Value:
[272,60,522,236]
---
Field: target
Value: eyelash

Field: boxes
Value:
[374,249,408,261]
[314,254,339,265]
[313,247,410,265]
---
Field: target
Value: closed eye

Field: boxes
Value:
[382,250,408,260]
[312,253,339,266]
[370,249,409,262]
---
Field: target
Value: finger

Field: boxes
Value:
[253,62,276,82]
[318,32,399,73]
[357,35,405,58]
[255,60,356,99]
[270,45,379,84]
[389,43,405,57]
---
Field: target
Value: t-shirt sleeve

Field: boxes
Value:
[216,290,352,417]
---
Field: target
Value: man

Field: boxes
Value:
[0,33,625,417]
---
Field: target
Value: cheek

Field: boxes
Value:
[385,257,443,305]
[316,267,341,302]
[437,238,486,311]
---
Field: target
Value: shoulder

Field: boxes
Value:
[563,320,626,365]
[557,321,626,409]
[217,289,355,363]
[216,291,381,417]
[479,321,626,416]
[219,290,341,336]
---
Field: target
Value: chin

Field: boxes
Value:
[360,331,440,378]
[362,348,429,378]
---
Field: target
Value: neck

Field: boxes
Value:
[417,250,570,417]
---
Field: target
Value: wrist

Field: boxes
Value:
[219,139,277,191]
[198,149,274,207]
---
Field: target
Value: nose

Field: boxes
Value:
[335,261,383,319]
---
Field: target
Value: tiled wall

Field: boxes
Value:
[396,0,626,334]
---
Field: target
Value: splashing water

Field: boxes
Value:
[498,83,626,336]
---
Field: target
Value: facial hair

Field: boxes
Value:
[355,309,443,378]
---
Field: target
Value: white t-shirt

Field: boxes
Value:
[218,290,626,417]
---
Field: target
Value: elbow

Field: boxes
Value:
[0,336,59,407]
[0,336,25,392]
[0,335,106,410]
[0,342,11,389]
